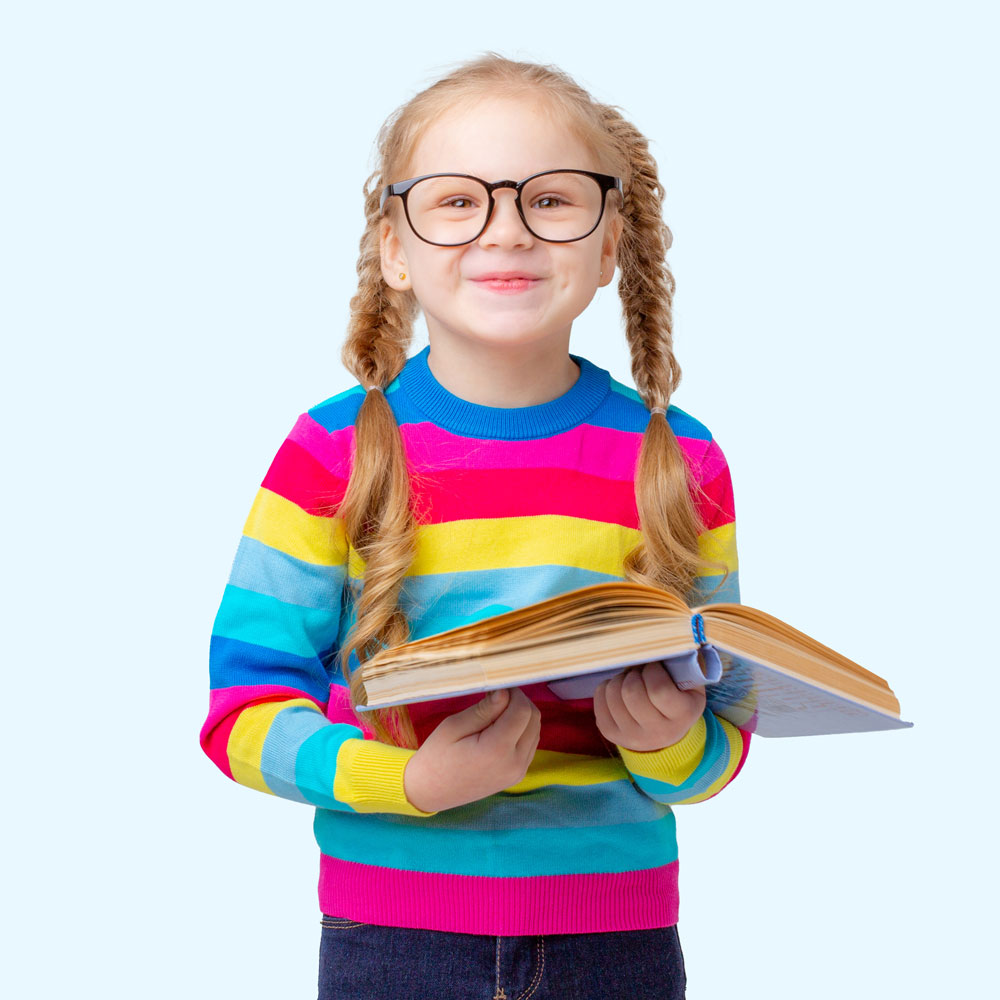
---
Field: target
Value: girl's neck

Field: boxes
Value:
[424,338,581,408]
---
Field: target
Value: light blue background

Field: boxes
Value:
[3,1,996,997]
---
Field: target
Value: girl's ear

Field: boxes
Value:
[598,211,624,287]
[380,216,411,291]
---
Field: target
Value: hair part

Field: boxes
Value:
[337,52,728,748]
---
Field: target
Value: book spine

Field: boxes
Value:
[691,613,707,645]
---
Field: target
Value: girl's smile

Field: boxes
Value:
[470,270,543,294]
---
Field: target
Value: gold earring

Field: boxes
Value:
[399,272,406,280]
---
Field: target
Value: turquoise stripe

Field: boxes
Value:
[374,778,669,832]
[342,562,739,659]
[690,571,740,606]
[364,564,623,640]
[230,536,346,610]
[313,804,677,876]
[213,585,340,659]
[294,725,363,811]
[259,704,331,803]
[628,711,731,802]
[607,379,644,405]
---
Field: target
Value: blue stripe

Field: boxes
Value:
[345,564,623,640]
[259,704,332,802]
[229,536,346,610]
[304,359,713,446]
[314,805,678,876]
[212,585,340,658]
[603,384,713,440]
[208,635,332,701]
[374,777,670,832]
[393,347,610,440]
[308,374,401,432]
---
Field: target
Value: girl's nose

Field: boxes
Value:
[477,189,534,249]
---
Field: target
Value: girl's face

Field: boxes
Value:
[380,96,622,360]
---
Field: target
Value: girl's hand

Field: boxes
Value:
[403,687,542,813]
[593,661,706,752]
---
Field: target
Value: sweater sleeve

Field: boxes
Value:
[617,432,752,805]
[199,411,436,818]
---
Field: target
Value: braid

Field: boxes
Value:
[600,105,725,598]
[337,169,421,748]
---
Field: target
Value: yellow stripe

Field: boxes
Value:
[333,738,433,816]
[244,488,348,566]
[228,698,324,793]
[348,516,642,579]
[697,522,738,576]
[673,718,745,805]
[343,516,737,580]
[617,716,708,786]
[504,750,628,793]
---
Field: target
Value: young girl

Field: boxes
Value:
[201,53,749,1000]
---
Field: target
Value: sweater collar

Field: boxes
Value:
[398,345,610,440]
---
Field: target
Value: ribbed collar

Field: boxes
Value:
[398,345,610,440]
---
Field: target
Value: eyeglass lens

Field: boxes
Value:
[405,173,605,244]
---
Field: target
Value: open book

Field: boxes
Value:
[355,581,912,737]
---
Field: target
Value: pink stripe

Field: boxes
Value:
[262,438,348,515]
[401,422,644,481]
[200,709,237,779]
[287,413,355,479]
[318,857,679,934]
[692,438,728,483]
[203,683,323,720]
[326,684,376,738]
[674,433,710,468]
[285,414,716,481]
[199,684,324,778]
[695,473,736,528]
[282,417,723,513]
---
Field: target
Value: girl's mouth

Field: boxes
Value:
[471,276,541,294]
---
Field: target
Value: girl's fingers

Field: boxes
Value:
[514,701,542,759]
[600,669,641,732]
[592,680,619,741]
[479,687,536,750]
[641,661,706,719]
[618,663,673,729]
[443,689,510,740]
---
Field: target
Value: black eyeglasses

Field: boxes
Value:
[379,169,623,246]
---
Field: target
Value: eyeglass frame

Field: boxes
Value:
[378,168,624,247]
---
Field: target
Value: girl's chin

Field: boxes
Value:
[432,325,565,350]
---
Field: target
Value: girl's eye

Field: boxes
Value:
[441,196,478,209]
[533,195,566,210]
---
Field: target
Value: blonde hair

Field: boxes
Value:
[337,53,726,746]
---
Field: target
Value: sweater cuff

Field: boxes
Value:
[617,715,708,786]
[333,739,438,816]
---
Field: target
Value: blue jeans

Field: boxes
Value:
[318,915,687,999]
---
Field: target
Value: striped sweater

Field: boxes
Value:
[200,345,750,935]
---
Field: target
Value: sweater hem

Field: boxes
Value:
[318,855,679,935]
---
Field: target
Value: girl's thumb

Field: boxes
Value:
[461,688,510,731]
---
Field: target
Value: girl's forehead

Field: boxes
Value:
[405,96,598,179]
